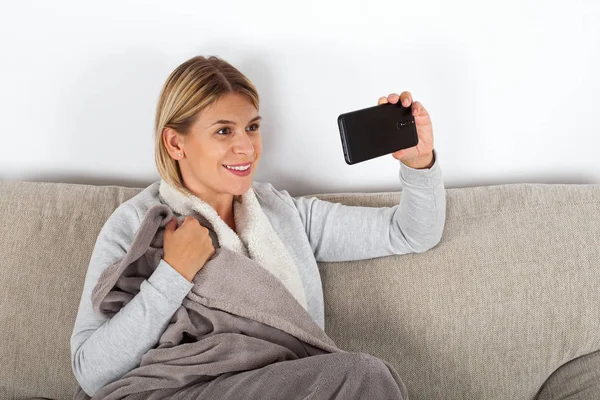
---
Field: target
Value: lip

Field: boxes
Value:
[223,164,252,176]
[223,161,253,167]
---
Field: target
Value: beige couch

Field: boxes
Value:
[1,180,599,400]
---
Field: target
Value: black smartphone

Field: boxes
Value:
[337,102,418,165]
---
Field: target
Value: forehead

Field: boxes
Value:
[199,92,257,122]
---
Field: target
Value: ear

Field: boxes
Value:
[162,127,185,158]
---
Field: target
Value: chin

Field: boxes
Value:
[226,178,254,196]
[220,163,257,195]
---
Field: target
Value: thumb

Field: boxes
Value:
[392,149,405,160]
[164,217,177,234]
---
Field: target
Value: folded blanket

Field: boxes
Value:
[73,204,407,399]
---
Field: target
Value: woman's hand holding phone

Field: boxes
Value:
[378,91,435,169]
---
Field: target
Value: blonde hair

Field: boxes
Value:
[154,55,260,195]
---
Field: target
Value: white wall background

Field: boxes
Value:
[1,0,598,197]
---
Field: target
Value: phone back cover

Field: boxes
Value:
[338,102,418,164]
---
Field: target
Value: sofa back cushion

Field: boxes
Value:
[315,183,600,400]
[0,181,140,399]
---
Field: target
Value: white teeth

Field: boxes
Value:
[225,164,250,171]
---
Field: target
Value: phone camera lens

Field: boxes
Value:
[396,121,409,129]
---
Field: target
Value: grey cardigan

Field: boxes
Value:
[70,149,446,396]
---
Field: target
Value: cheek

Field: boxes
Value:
[252,137,262,156]
[202,142,230,161]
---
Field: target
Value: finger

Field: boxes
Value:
[411,101,427,116]
[377,96,388,105]
[400,91,412,107]
[387,93,400,104]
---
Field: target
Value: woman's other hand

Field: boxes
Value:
[163,216,216,282]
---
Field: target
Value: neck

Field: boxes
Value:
[219,205,236,231]
[181,179,234,220]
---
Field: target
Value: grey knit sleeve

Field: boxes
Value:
[70,202,194,396]
[288,149,446,262]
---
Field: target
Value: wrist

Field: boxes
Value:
[163,256,192,282]
[401,152,435,169]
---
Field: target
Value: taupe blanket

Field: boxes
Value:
[73,204,407,399]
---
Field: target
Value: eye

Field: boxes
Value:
[247,123,260,132]
[216,127,231,136]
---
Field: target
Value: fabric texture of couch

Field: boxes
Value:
[0,180,599,400]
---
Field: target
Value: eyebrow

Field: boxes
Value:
[210,116,262,126]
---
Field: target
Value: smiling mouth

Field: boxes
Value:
[222,164,252,175]
[223,164,251,170]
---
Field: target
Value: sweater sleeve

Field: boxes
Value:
[287,149,446,262]
[70,202,194,397]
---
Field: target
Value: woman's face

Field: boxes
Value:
[170,92,262,199]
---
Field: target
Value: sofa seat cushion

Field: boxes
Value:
[535,349,600,400]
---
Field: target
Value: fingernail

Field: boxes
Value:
[403,99,410,107]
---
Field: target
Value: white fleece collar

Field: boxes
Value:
[158,178,307,311]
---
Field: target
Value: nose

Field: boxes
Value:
[232,130,255,156]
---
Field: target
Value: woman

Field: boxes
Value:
[70,55,446,399]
